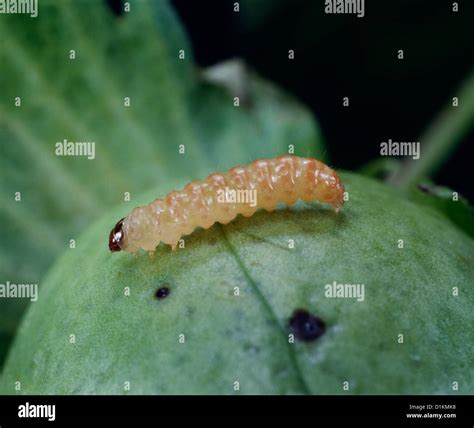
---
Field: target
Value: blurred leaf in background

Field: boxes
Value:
[0,0,325,368]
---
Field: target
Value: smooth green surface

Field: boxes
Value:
[0,0,324,365]
[1,172,473,394]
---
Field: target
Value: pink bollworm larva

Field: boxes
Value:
[108,155,345,253]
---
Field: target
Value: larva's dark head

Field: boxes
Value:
[109,218,125,252]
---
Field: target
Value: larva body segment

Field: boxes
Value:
[109,155,345,253]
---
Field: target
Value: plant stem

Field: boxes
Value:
[387,70,474,189]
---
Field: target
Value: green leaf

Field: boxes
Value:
[0,0,324,366]
[408,182,474,239]
[359,162,474,239]
[1,172,473,394]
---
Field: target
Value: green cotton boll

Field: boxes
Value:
[1,172,472,394]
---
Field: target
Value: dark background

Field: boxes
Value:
[170,0,473,202]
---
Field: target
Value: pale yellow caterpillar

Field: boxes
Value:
[109,155,345,253]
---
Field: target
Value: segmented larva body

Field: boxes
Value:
[109,155,345,253]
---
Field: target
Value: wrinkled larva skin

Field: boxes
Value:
[109,156,345,253]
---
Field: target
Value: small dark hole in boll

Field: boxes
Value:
[289,308,326,342]
[155,287,170,300]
